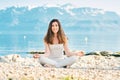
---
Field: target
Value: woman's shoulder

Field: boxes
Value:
[44,41,49,46]
[64,36,68,42]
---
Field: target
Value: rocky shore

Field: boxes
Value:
[0,51,120,80]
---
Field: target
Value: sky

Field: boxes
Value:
[0,0,120,15]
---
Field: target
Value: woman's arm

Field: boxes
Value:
[33,42,50,58]
[64,38,84,57]
[42,41,50,57]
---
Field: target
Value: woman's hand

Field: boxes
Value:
[33,53,40,59]
[76,51,84,56]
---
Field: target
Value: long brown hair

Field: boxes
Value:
[44,19,66,44]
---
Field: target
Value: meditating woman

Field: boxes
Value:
[33,19,84,68]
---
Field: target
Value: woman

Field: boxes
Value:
[33,19,84,68]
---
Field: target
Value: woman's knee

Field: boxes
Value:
[39,56,46,63]
[70,56,78,62]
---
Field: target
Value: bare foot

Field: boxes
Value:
[43,64,55,68]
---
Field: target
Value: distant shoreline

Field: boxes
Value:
[1,50,120,58]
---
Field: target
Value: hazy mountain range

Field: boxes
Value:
[0,4,120,34]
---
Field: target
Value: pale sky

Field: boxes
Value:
[0,0,120,15]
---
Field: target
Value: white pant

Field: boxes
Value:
[39,56,78,68]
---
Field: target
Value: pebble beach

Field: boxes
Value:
[0,51,120,80]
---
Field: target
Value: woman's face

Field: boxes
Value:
[51,21,59,34]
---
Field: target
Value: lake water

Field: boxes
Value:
[0,31,120,56]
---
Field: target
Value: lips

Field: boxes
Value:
[53,29,58,33]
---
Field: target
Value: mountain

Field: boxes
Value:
[0,6,120,34]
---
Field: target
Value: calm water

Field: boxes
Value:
[0,32,120,56]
